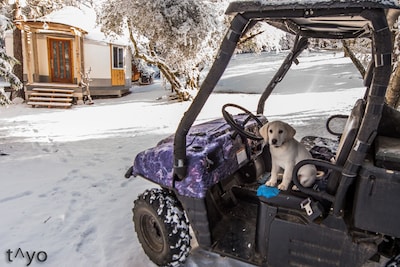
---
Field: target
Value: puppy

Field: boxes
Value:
[259,121,316,190]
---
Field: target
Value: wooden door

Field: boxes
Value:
[49,38,73,83]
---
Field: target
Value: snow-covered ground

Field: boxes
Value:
[0,52,369,267]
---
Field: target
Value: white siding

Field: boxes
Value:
[83,41,111,79]
[36,36,49,75]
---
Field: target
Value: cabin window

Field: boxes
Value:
[112,46,124,69]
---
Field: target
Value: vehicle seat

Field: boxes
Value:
[293,99,365,198]
[258,99,365,217]
[325,98,365,194]
[375,103,400,170]
[378,103,400,138]
[299,99,365,191]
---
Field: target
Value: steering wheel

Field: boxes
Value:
[222,103,264,141]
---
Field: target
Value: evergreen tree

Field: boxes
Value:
[0,10,22,105]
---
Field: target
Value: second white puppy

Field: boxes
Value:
[259,121,316,190]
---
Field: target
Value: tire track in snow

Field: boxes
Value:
[0,191,33,203]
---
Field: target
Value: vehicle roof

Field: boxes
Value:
[226,0,400,39]
[226,0,400,13]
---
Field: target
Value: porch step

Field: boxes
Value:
[28,87,74,108]
[28,97,73,102]
[27,101,72,108]
[30,92,74,98]
[32,88,75,93]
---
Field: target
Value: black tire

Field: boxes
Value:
[386,254,400,267]
[133,188,191,267]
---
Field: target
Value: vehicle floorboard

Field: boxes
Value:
[212,187,261,265]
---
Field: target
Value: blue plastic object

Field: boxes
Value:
[256,184,280,198]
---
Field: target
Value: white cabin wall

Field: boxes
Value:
[83,40,111,85]
[5,31,33,82]
[36,35,49,76]
[4,31,13,57]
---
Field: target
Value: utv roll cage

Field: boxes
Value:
[128,1,400,266]
[173,1,397,217]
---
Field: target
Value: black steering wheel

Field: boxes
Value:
[222,103,264,141]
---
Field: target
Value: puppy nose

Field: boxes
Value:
[272,139,277,145]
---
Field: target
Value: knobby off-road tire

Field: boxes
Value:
[386,254,400,267]
[133,188,191,267]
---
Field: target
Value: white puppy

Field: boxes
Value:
[259,121,316,190]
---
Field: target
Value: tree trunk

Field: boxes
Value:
[386,65,400,108]
[239,30,265,46]
[127,21,190,100]
[342,40,366,78]
[386,19,400,109]
[11,2,25,100]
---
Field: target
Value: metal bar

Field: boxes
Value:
[173,14,250,181]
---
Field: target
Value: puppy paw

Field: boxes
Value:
[292,185,299,191]
[278,183,289,190]
[266,180,276,187]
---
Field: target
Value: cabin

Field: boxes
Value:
[6,6,132,107]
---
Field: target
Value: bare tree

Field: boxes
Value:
[340,36,400,109]
[98,0,227,100]
[387,69,400,108]
[342,40,366,78]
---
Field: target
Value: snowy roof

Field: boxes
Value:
[27,6,129,45]
[39,6,94,33]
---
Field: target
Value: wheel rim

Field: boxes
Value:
[140,213,165,253]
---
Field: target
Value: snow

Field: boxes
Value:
[0,51,368,267]
[35,6,129,45]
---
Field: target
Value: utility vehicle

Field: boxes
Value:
[125,1,400,266]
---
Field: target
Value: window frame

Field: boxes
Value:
[112,46,125,70]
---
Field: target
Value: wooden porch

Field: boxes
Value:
[25,82,130,108]
[25,83,80,108]
[17,16,131,108]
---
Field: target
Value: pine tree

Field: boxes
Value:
[0,12,22,105]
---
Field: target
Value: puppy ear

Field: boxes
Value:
[259,122,269,142]
[285,123,296,139]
